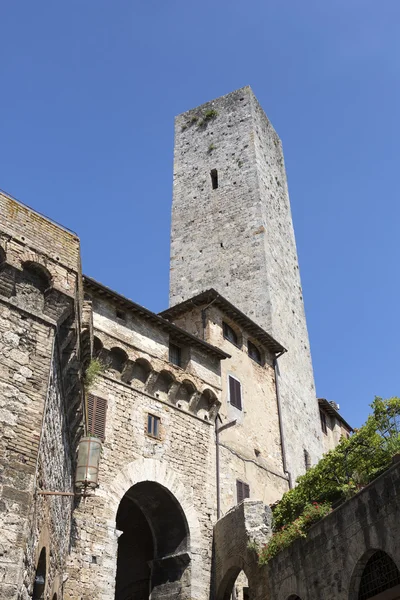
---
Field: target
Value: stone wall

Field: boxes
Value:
[0,191,82,599]
[212,462,400,600]
[213,499,272,600]
[169,87,323,482]
[266,461,400,600]
[63,290,223,600]
[170,303,289,514]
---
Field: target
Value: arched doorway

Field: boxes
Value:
[32,547,46,600]
[217,565,251,600]
[230,570,249,600]
[356,550,400,600]
[115,481,190,600]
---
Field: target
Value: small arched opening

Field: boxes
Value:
[153,370,175,402]
[353,550,400,600]
[175,380,197,410]
[93,336,104,359]
[16,262,52,312]
[115,481,190,600]
[32,547,47,600]
[107,347,128,378]
[197,388,218,420]
[130,358,152,387]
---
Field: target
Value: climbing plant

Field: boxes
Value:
[273,397,400,530]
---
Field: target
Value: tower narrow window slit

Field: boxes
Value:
[211,169,218,189]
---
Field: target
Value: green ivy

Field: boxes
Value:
[273,397,400,530]
[259,502,332,564]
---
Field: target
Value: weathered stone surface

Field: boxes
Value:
[170,87,324,481]
[266,462,400,600]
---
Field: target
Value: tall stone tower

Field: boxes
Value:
[170,86,323,482]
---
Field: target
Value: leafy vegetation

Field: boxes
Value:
[84,358,105,390]
[258,502,332,564]
[255,397,400,564]
[273,397,400,530]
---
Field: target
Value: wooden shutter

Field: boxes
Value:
[320,410,327,434]
[87,394,107,441]
[243,483,250,499]
[237,480,250,504]
[237,480,244,504]
[229,376,242,410]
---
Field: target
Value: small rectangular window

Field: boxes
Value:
[236,479,250,504]
[248,340,262,365]
[229,376,242,410]
[87,394,108,442]
[304,449,311,471]
[320,410,328,435]
[223,322,239,346]
[210,169,218,190]
[169,343,182,367]
[147,414,160,438]
[116,308,126,321]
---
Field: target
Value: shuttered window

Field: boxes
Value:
[229,376,242,410]
[320,410,328,435]
[236,479,250,504]
[87,394,107,441]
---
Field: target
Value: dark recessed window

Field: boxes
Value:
[116,308,126,321]
[236,479,250,504]
[229,376,242,410]
[147,414,160,438]
[320,410,328,435]
[210,169,218,190]
[223,322,238,346]
[248,340,262,365]
[304,449,311,471]
[169,343,182,367]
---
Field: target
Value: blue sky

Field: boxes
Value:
[1,1,399,428]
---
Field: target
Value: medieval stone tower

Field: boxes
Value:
[170,86,323,481]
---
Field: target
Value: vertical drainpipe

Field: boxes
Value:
[274,350,293,489]
[215,415,221,519]
[201,297,222,517]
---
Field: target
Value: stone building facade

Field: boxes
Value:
[170,86,323,483]
[0,86,380,600]
[318,398,353,454]
[213,460,400,600]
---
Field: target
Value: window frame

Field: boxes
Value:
[169,342,182,367]
[115,308,126,321]
[223,321,240,347]
[236,479,250,504]
[228,375,242,411]
[320,409,328,435]
[147,413,160,439]
[247,339,263,365]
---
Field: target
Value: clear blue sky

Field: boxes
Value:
[1,1,399,428]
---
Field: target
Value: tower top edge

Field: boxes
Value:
[175,85,257,119]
